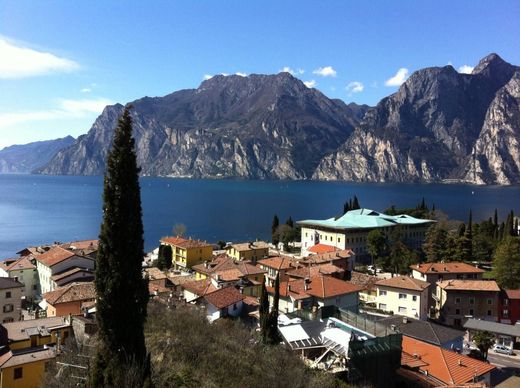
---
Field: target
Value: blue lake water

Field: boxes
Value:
[0,174,519,258]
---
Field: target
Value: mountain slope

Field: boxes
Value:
[0,136,75,173]
[38,73,368,178]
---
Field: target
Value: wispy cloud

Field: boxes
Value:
[304,80,317,88]
[203,74,213,80]
[0,98,112,128]
[0,36,79,79]
[280,66,305,75]
[458,65,474,74]
[385,68,409,86]
[346,81,364,94]
[312,66,337,77]
[235,72,247,77]
[81,88,92,93]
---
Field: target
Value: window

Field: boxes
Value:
[398,306,407,314]
[233,304,237,311]
[338,238,340,243]
[379,290,387,296]
[2,318,13,323]
[469,309,474,315]
[455,309,461,315]
[487,299,492,305]
[469,298,475,305]
[455,297,461,304]
[487,310,492,316]
[504,299,509,306]
[14,367,22,380]
[412,295,417,302]
[3,304,13,313]
[5,291,11,299]
[378,303,387,310]
[399,293,407,299]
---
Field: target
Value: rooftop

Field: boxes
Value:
[437,279,500,292]
[204,286,245,309]
[143,267,168,281]
[0,277,24,290]
[307,244,338,254]
[182,279,217,297]
[412,262,484,274]
[505,289,520,299]
[36,246,93,267]
[60,239,98,251]
[43,282,96,305]
[0,348,56,368]
[51,267,94,282]
[376,276,430,291]
[160,236,211,249]
[349,271,379,291]
[3,316,70,342]
[193,255,265,279]
[298,208,434,231]
[258,256,298,270]
[463,318,520,337]
[401,336,495,385]
[228,241,269,252]
[268,276,362,300]
[0,256,36,272]
[286,264,345,279]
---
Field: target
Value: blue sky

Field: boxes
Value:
[0,0,519,149]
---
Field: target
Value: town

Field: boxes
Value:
[0,205,519,387]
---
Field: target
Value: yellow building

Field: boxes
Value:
[3,316,72,351]
[0,348,55,388]
[160,237,213,270]
[226,241,269,262]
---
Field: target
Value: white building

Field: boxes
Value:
[375,276,430,320]
[0,256,40,301]
[201,286,245,322]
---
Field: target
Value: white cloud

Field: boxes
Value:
[81,88,92,93]
[203,74,213,80]
[235,72,247,77]
[304,80,317,88]
[312,66,337,77]
[458,65,474,74]
[297,68,305,75]
[0,37,79,79]
[279,67,305,76]
[345,81,364,94]
[0,98,113,128]
[385,68,409,86]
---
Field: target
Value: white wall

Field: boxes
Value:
[376,285,428,320]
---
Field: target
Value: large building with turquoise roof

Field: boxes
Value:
[298,208,434,259]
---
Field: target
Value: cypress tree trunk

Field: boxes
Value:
[91,107,151,387]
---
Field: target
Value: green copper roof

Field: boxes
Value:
[298,208,434,230]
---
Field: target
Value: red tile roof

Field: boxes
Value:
[43,282,96,305]
[61,239,98,251]
[308,244,338,254]
[258,256,298,270]
[401,336,495,385]
[0,256,36,271]
[411,262,484,274]
[376,276,430,291]
[36,246,91,267]
[505,289,520,299]
[193,255,265,279]
[51,267,93,282]
[161,236,211,249]
[182,279,217,296]
[268,275,362,300]
[286,264,344,279]
[204,286,245,309]
[437,280,500,292]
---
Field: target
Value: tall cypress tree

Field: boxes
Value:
[91,107,151,387]
[259,281,269,343]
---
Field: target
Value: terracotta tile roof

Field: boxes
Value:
[0,277,23,290]
[286,264,344,279]
[43,282,96,305]
[143,267,167,281]
[308,243,338,254]
[437,280,500,292]
[51,267,93,282]
[411,262,484,274]
[3,317,69,341]
[301,249,353,264]
[258,256,298,270]
[229,241,269,252]
[168,274,196,286]
[182,279,217,297]
[149,282,171,294]
[61,239,99,251]
[505,289,520,299]
[204,286,245,309]
[0,348,56,368]
[194,255,266,281]
[161,236,211,249]
[191,254,231,274]
[376,276,430,291]
[350,271,379,291]
[268,275,362,300]
[36,246,92,267]
[0,256,36,271]
[401,336,495,385]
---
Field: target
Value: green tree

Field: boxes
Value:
[90,107,151,387]
[352,195,360,210]
[367,229,387,265]
[259,281,269,343]
[271,215,280,245]
[156,245,167,270]
[266,274,280,344]
[423,225,448,262]
[163,244,172,269]
[285,216,294,228]
[494,237,520,289]
[473,330,495,360]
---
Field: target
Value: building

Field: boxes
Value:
[349,272,379,304]
[0,347,56,388]
[226,241,269,262]
[0,257,39,301]
[182,279,217,303]
[375,276,430,320]
[200,286,245,322]
[286,263,345,281]
[144,267,173,295]
[0,278,24,324]
[411,262,485,311]
[257,256,299,287]
[298,208,434,258]
[266,275,362,315]
[41,282,96,317]
[400,336,495,387]
[2,316,72,351]
[299,249,354,273]
[34,246,95,294]
[379,316,464,350]
[434,280,501,327]
[160,236,213,270]
[464,318,520,350]
[499,289,520,324]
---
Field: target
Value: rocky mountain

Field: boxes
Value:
[314,54,520,184]
[38,54,520,184]
[38,73,368,178]
[0,136,74,173]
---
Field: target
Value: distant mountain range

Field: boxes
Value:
[0,136,75,173]
[35,53,520,184]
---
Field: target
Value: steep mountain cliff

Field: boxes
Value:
[0,136,74,173]
[313,54,520,184]
[38,73,368,178]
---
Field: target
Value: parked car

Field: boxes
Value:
[493,344,513,355]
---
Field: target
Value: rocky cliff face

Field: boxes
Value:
[38,54,520,184]
[39,73,368,178]
[314,54,520,184]
[0,136,74,173]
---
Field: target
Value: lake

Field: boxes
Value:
[0,174,519,258]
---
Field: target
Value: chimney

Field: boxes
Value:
[402,316,408,324]
[204,260,209,269]
[239,287,244,294]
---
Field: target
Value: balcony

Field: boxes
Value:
[432,293,440,302]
